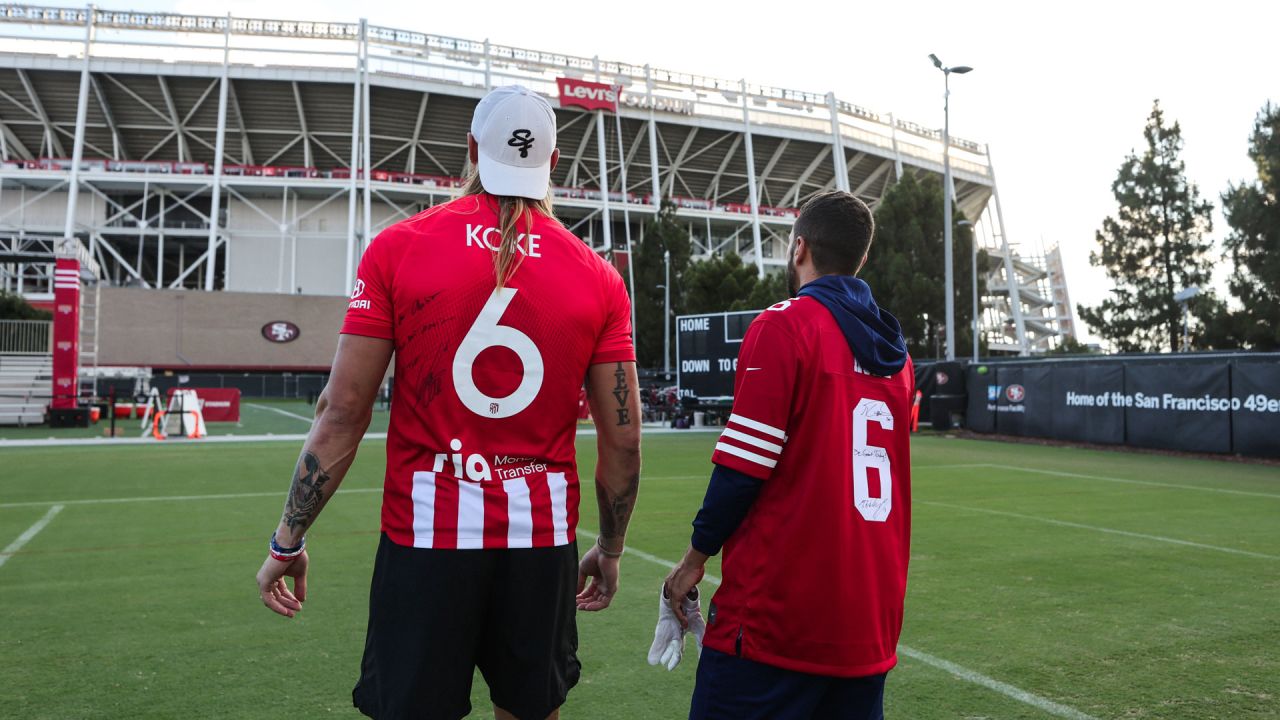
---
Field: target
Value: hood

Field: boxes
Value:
[797,275,908,377]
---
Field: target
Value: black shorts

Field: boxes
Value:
[352,533,581,720]
[690,647,886,720]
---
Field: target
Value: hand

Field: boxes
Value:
[662,559,705,628]
[256,550,309,618]
[647,585,706,670]
[576,543,621,611]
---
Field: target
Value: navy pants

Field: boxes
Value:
[690,647,886,720]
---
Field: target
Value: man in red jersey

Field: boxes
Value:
[254,85,642,720]
[662,191,912,720]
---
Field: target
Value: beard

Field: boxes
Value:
[786,251,800,297]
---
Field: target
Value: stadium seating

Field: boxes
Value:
[0,354,52,426]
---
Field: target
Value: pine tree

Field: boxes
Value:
[631,200,692,368]
[865,172,979,359]
[1078,101,1215,352]
[1220,101,1280,350]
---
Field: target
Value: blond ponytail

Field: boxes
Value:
[462,169,557,290]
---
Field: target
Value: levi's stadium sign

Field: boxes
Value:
[557,77,621,112]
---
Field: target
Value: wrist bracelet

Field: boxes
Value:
[270,531,306,562]
[596,535,624,558]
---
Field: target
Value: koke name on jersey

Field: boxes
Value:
[465,223,543,257]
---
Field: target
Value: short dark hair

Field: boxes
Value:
[793,191,874,275]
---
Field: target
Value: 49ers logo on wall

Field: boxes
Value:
[1006,384,1026,403]
[261,321,300,343]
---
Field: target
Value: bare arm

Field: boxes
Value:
[587,360,642,550]
[576,360,642,611]
[256,333,393,617]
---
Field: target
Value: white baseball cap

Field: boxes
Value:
[471,85,557,200]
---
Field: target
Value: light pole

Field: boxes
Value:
[958,219,977,362]
[662,249,671,376]
[1173,286,1199,352]
[930,53,972,362]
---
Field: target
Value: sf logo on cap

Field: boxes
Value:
[507,129,535,158]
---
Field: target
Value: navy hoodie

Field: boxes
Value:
[797,274,908,377]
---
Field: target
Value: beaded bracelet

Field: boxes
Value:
[269,531,306,562]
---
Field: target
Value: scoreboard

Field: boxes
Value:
[675,310,761,401]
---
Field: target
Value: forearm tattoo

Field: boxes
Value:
[612,362,631,426]
[597,472,639,544]
[282,451,332,534]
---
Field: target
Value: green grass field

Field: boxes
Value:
[2,431,1278,719]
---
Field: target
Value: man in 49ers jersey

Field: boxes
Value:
[254,85,642,720]
[662,191,912,720]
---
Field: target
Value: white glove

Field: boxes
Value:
[648,585,706,671]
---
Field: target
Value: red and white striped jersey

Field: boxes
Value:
[706,296,914,677]
[341,195,634,549]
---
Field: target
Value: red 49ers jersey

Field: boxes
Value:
[704,296,913,677]
[341,195,634,550]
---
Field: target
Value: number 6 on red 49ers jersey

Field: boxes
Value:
[703,295,913,678]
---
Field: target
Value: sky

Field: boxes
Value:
[131,0,1280,331]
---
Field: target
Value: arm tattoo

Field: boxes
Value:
[282,451,332,534]
[611,362,631,426]
[597,472,640,543]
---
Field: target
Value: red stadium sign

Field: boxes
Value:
[556,77,621,113]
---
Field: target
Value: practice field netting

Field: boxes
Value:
[1,433,1277,719]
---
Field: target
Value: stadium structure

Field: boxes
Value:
[0,4,1077,422]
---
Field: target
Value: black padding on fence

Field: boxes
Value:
[1124,363,1231,453]
[1049,364,1125,445]
[966,354,1279,458]
[965,365,996,433]
[1231,361,1280,458]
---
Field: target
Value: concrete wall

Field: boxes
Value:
[98,287,347,369]
[0,185,100,231]
[224,196,351,296]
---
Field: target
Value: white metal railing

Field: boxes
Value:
[0,319,52,354]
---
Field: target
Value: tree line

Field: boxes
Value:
[1079,100,1280,352]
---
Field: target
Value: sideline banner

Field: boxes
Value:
[965,355,1278,457]
[965,365,996,433]
[1050,363,1125,444]
[1231,361,1280,457]
[1123,363,1231,453]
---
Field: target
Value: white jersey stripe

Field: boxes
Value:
[721,427,783,455]
[505,477,534,549]
[728,413,787,441]
[548,472,569,546]
[456,480,485,549]
[715,441,779,469]
[410,471,436,548]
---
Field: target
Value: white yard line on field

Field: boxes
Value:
[0,504,64,569]
[920,500,1278,560]
[922,463,1280,500]
[581,527,1099,720]
[895,647,1100,720]
[245,403,315,424]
